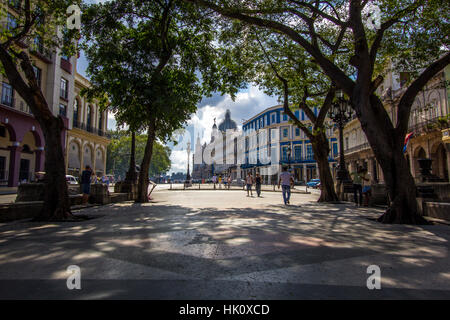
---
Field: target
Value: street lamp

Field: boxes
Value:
[287,146,292,172]
[329,90,353,189]
[185,141,191,183]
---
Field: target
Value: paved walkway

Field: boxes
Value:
[0,189,449,299]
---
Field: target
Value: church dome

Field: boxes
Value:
[218,109,237,132]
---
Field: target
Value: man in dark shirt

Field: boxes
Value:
[81,165,93,204]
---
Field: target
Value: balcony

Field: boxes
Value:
[29,41,52,63]
[73,121,110,138]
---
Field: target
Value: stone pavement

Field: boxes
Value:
[0,189,449,299]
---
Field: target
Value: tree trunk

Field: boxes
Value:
[125,131,137,183]
[353,93,428,224]
[136,119,156,203]
[311,132,339,202]
[376,143,428,224]
[33,113,72,220]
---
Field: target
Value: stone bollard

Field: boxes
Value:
[16,183,45,202]
[90,184,111,205]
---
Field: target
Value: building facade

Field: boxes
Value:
[0,1,109,187]
[241,105,338,184]
[341,65,450,183]
[66,73,109,178]
[192,109,239,180]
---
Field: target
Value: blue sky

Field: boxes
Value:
[77,1,280,174]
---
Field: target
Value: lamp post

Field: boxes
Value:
[329,90,353,196]
[186,141,191,183]
[287,146,292,172]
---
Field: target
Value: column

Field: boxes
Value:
[8,143,22,187]
[34,147,44,173]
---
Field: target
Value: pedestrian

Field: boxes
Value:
[80,165,93,205]
[350,166,363,206]
[148,180,157,201]
[361,167,372,206]
[227,175,232,190]
[278,166,294,205]
[255,172,262,197]
[219,175,222,189]
[246,172,253,197]
[212,174,217,189]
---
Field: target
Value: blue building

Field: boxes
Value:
[241,105,338,184]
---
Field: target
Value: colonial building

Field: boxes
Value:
[341,65,450,183]
[0,4,76,186]
[66,73,109,178]
[192,109,239,180]
[0,1,109,187]
[242,105,338,184]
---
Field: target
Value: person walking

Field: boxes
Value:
[246,172,253,197]
[212,174,217,189]
[361,168,372,206]
[147,180,157,201]
[278,166,294,205]
[350,166,363,206]
[80,165,93,205]
[227,175,232,190]
[255,172,262,197]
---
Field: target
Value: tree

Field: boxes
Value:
[223,27,340,201]
[186,0,450,224]
[0,0,81,220]
[82,0,243,203]
[106,130,171,178]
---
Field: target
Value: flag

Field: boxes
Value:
[403,132,413,153]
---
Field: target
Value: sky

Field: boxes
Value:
[77,0,280,174]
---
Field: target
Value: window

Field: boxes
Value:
[295,128,300,136]
[33,35,44,53]
[87,105,92,130]
[59,104,67,117]
[1,83,14,107]
[60,78,68,99]
[283,113,288,121]
[99,111,103,131]
[306,144,313,159]
[345,137,349,150]
[0,126,6,137]
[294,145,301,160]
[333,143,338,157]
[283,128,289,139]
[272,114,275,123]
[73,99,79,126]
[33,66,41,87]
[282,146,288,161]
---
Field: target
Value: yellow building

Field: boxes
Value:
[341,65,450,183]
[66,73,110,178]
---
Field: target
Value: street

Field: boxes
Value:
[0,189,449,299]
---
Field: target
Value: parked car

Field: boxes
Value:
[66,175,79,185]
[306,179,321,188]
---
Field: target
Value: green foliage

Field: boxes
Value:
[81,0,245,140]
[106,130,171,178]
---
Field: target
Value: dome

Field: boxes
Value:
[218,109,237,132]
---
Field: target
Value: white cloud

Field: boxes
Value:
[168,85,279,174]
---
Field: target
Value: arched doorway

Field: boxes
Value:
[413,147,427,178]
[432,143,448,181]
[68,140,81,177]
[19,131,40,183]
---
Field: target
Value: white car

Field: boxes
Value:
[66,175,79,185]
